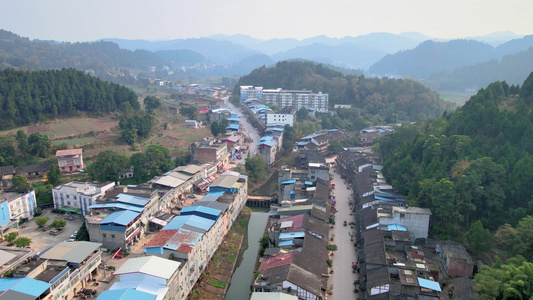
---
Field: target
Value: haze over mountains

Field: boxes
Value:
[1,28,533,92]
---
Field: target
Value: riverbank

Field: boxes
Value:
[188,207,252,300]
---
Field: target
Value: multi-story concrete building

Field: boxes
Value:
[190,138,229,165]
[240,85,263,100]
[240,86,328,113]
[19,241,103,300]
[0,189,37,231]
[257,136,278,169]
[377,206,432,241]
[52,181,115,215]
[266,111,295,127]
[85,186,161,250]
[55,149,84,173]
[143,172,248,299]
[102,256,181,300]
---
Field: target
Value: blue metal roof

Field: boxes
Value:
[305,181,313,185]
[279,232,305,239]
[100,210,140,226]
[0,277,52,297]
[181,206,222,217]
[281,180,296,184]
[226,123,240,130]
[97,288,156,300]
[116,193,149,207]
[278,240,293,247]
[201,191,224,202]
[226,117,240,122]
[89,203,144,213]
[388,224,407,231]
[374,195,405,203]
[418,278,442,292]
[164,215,216,231]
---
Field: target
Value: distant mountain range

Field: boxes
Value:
[1,28,533,92]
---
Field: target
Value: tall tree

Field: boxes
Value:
[47,164,62,186]
[466,220,492,252]
[27,132,51,158]
[87,150,129,182]
[180,106,198,119]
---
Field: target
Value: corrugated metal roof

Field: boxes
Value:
[199,191,224,202]
[175,165,203,174]
[100,210,140,226]
[180,206,221,217]
[164,229,202,251]
[89,203,144,212]
[113,256,181,280]
[281,180,296,184]
[163,215,215,231]
[0,278,51,297]
[108,281,168,299]
[151,176,185,188]
[38,241,101,264]
[210,175,239,189]
[278,240,293,247]
[98,288,157,300]
[116,193,149,207]
[195,201,229,212]
[388,224,407,231]
[0,250,16,267]
[279,232,305,239]
[417,278,441,292]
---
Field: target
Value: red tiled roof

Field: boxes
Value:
[145,229,179,248]
[258,252,295,271]
[56,149,83,156]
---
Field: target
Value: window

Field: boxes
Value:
[103,234,107,238]
[111,234,115,239]
[400,213,405,218]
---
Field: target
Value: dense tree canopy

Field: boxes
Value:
[233,61,452,122]
[0,68,139,129]
[379,75,533,238]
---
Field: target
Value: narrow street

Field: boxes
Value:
[328,162,359,299]
[224,97,260,162]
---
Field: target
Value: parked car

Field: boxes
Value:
[189,194,197,198]
[66,238,75,242]
[64,215,75,221]
[49,229,61,236]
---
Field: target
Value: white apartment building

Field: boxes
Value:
[266,112,294,126]
[0,190,37,229]
[240,85,263,100]
[52,181,115,215]
[241,86,329,113]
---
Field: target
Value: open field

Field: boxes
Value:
[51,137,99,146]
[438,90,476,106]
[0,117,119,140]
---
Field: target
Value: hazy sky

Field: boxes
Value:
[1,0,532,42]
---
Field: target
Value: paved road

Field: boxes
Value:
[224,97,260,162]
[328,165,359,299]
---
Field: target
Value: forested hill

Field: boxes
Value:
[234,61,452,122]
[379,73,533,238]
[0,68,139,129]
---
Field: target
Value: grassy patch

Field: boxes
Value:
[208,277,227,289]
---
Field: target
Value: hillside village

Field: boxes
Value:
[0,84,476,300]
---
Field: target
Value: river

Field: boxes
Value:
[225,212,269,300]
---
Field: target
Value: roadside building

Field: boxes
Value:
[52,181,115,215]
[55,149,84,173]
[105,256,181,300]
[0,189,37,232]
[33,241,102,300]
[190,138,229,165]
[0,277,51,300]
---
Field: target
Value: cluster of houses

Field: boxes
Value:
[173,84,228,99]
[0,123,252,300]
[336,149,475,298]
[250,149,333,299]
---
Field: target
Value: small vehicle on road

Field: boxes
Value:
[344,221,347,226]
